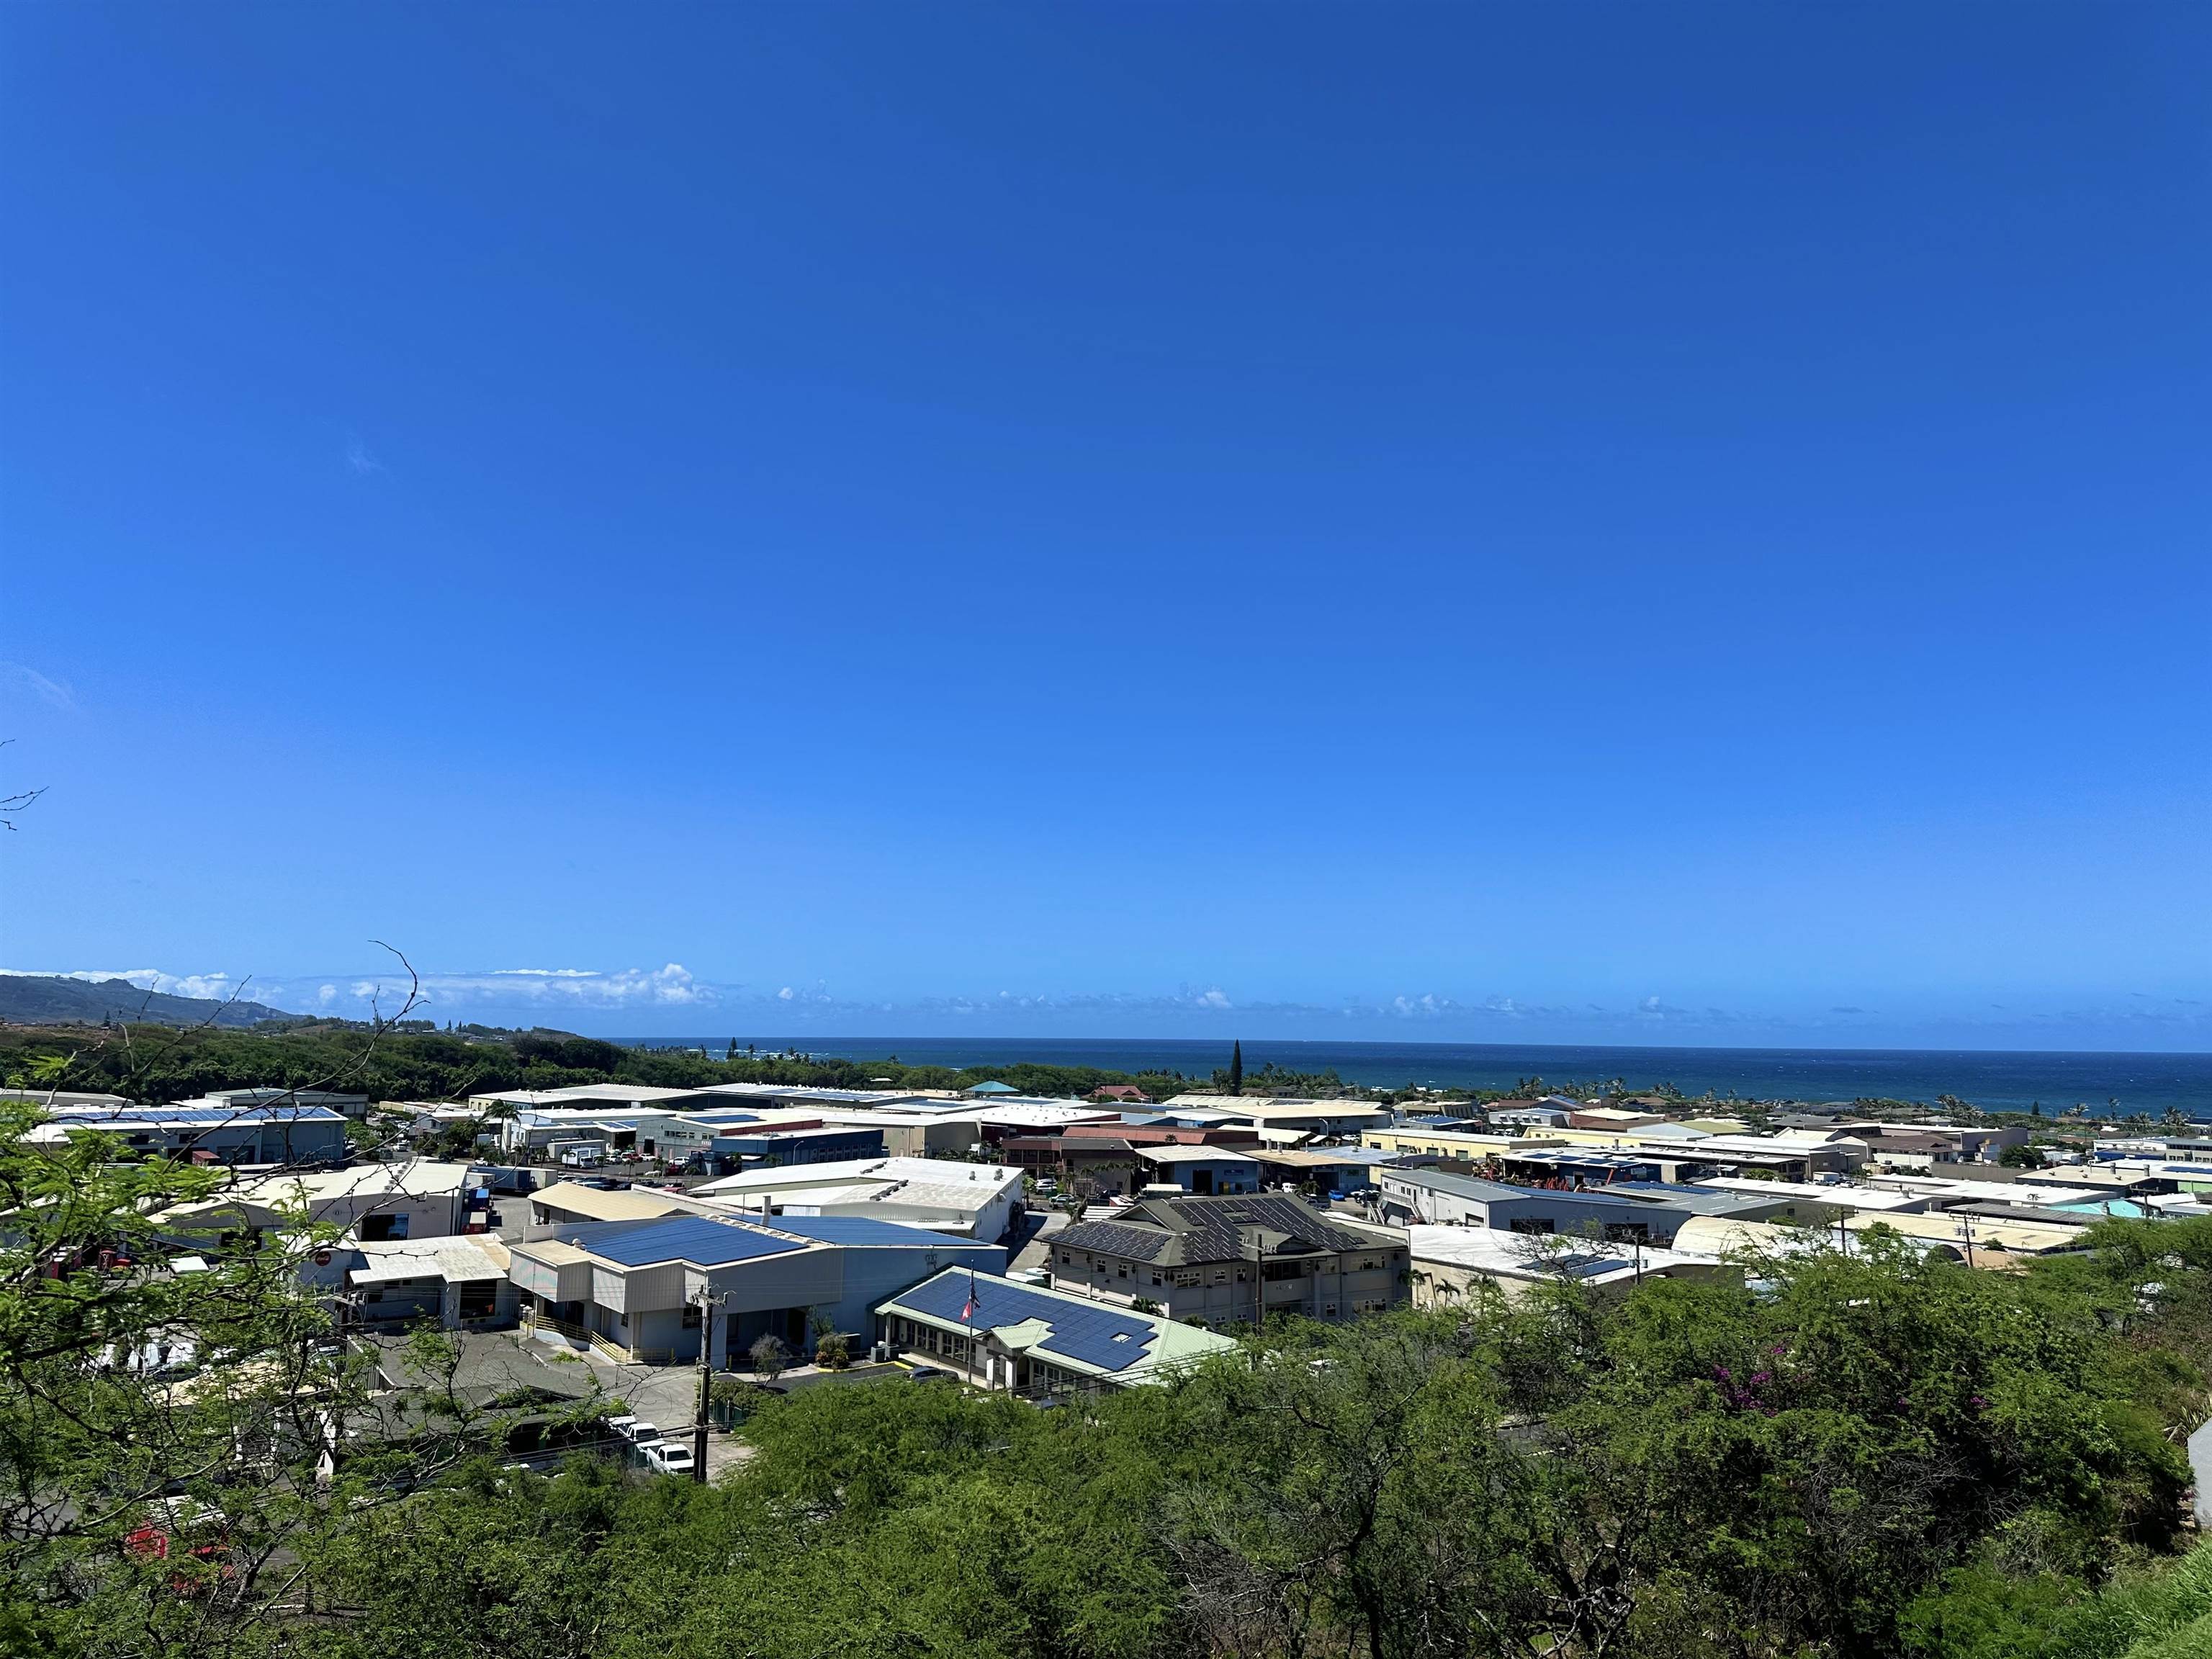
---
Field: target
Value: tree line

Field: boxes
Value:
[0,1021,1357,1109]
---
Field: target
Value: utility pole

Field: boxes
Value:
[690,1290,716,1484]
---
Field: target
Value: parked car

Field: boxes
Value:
[639,1440,695,1476]
[613,1418,659,1446]
[904,1364,950,1384]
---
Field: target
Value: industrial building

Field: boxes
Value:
[1133,1144,1262,1195]
[153,1160,482,1244]
[28,1101,352,1166]
[690,1156,1024,1240]
[1406,1224,1724,1305]
[508,1210,1002,1366]
[307,1234,519,1331]
[1243,1146,1400,1194]
[1373,1166,1781,1244]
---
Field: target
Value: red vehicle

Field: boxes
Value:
[125,1508,235,1596]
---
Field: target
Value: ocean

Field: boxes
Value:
[621,1036,2212,1118]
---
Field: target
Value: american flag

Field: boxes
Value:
[960,1269,979,1323]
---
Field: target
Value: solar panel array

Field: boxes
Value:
[1056,1220,1172,1262]
[560,1215,807,1267]
[889,1269,1159,1373]
[1158,1194,1373,1253]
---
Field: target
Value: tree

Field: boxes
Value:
[1228,1040,1243,1097]
[750,1334,788,1382]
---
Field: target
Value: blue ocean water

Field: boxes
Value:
[626,1037,2212,1118]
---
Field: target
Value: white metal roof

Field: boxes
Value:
[1139,1144,1260,1165]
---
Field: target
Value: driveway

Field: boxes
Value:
[1009,1209,1067,1272]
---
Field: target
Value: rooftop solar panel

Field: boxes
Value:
[886,1269,1159,1373]
[1057,1221,1172,1262]
[562,1215,807,1267]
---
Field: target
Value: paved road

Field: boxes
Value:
[1009,1209,1067,1272]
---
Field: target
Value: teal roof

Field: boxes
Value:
[964,1081,1020,1094]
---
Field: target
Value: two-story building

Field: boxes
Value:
[508,1210,1001,1365]
[1048,1193,1409,1325]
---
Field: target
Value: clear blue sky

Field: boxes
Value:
[3,4,2206,1048]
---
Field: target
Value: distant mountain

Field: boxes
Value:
[0,974,299,1028]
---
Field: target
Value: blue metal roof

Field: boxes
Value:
[884,1269,1160,1374]
[556,1215,807,1267]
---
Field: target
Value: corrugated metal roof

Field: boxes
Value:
[772,1215,985,1248]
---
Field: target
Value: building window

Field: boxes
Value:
[1116,1264,1128,1279]
[1213,1269,1228,1285]
[1149,1272,1161,1286]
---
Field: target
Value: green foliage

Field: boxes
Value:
[6,1058,2210,1659]
[1902,1539,2212,1659]
[0,1102,593,1659]
[0,1021,1225,1108]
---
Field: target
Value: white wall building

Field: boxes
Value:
[154,1160,480,1244]
[690,1156,1025,1241]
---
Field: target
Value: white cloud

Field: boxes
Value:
[1,967,236,999]
[1,663,75,710]
[778,986,794,1000]
[165,974,237,1000]
[345,436,385,475]
[318,984,338,1006]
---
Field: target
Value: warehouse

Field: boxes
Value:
[690,1156,1024,1241]
[153,1159,480,1244]
[508,1210,1001,1366]
[1375,1166,1781,1244]
[29,1102,351,1166]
